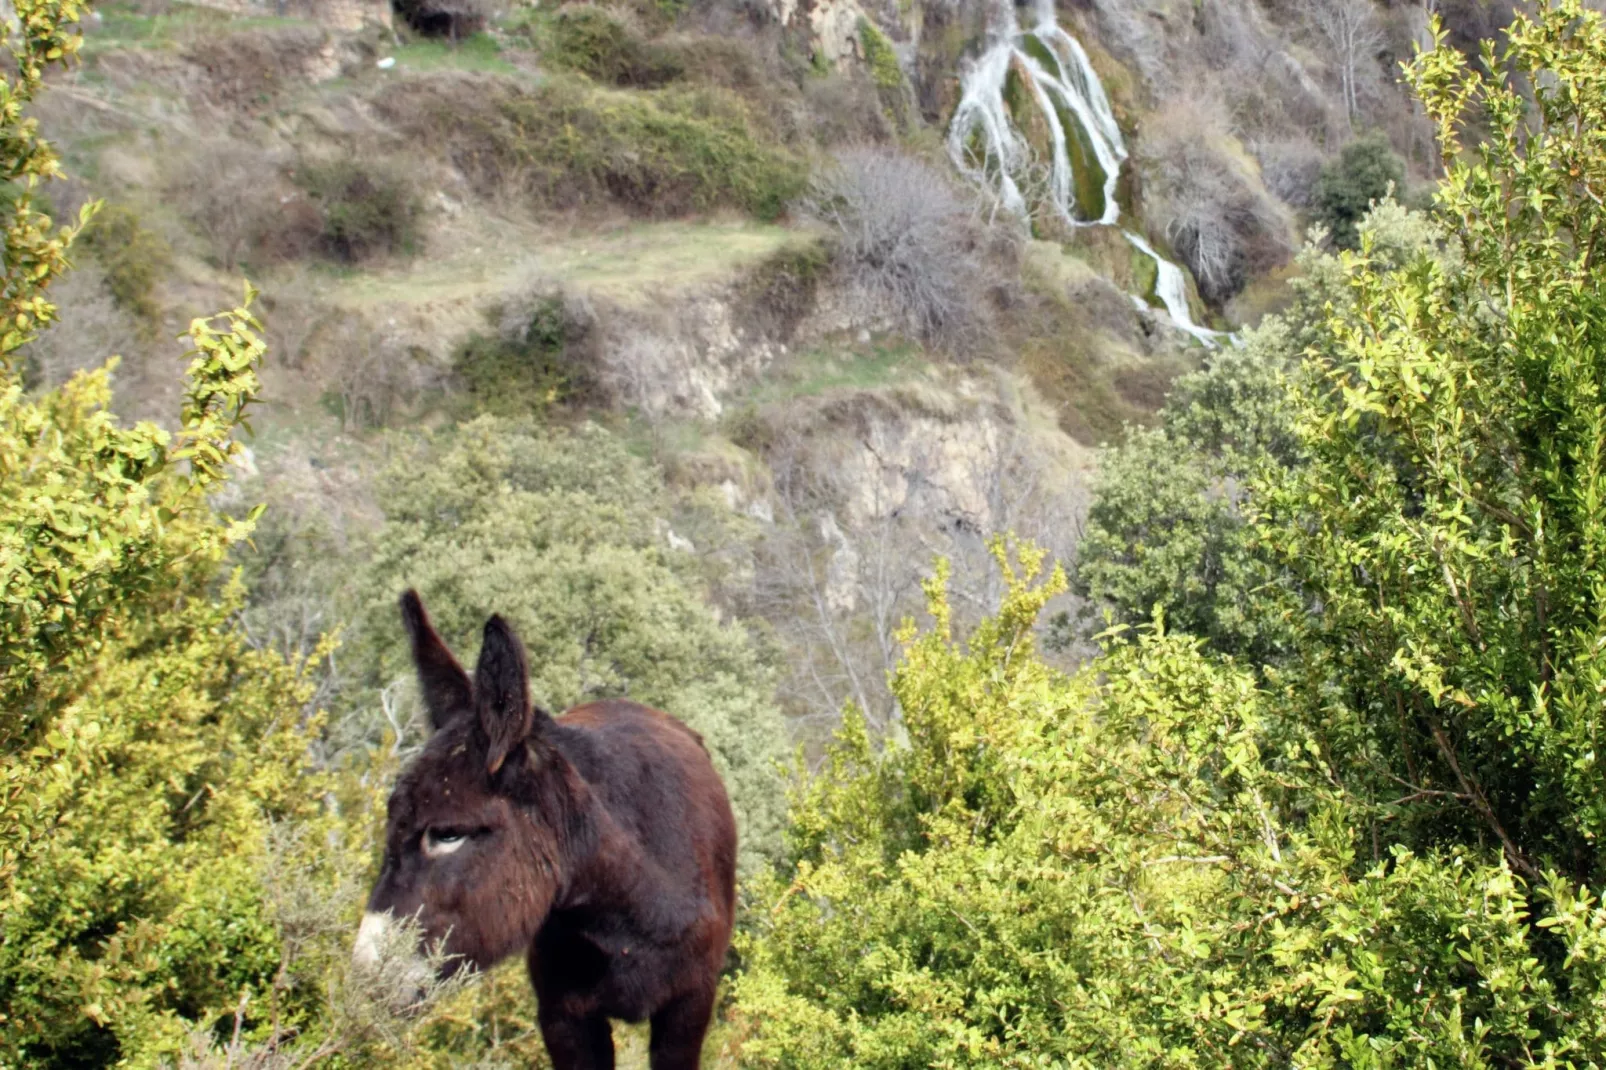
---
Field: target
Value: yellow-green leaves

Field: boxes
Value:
[0,294,266,727]
[0,0,91,375]
[1258,0,1606,882]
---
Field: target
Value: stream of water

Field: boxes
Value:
[947,0,1224,345]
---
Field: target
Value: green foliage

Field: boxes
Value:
[453,293,597,415]
[1072,198,1451,662]
[1071,315,1302,661]
[734,543,1606,1066]
[80,202,171,326]
[385,72,806,220]
[0,0,93,374]
[1313,132,1406,251]
[0,255,340,1064]
[857,19,902,91]
[1258,0,1606,882]
[1071,423,1284,661]
[296,159,421,264]
[0,292,264,730]
[0,587,330,1067]
[544,5,683,87]
[350,416,789,873]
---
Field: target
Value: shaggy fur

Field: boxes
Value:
[365,591,738,1069]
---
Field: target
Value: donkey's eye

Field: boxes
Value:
[422,827,470,859]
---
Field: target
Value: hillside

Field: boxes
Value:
[31,0,1457,741]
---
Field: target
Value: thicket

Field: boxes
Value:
[374,71,806,219]
[295,159,421,264]
[542,4,684,87]
[452,286,601,415]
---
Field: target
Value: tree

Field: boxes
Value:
[1259,0,1606,882]
[1307,0,1385,128]
[1072,196,1448,662]
[1313,132,1406,250]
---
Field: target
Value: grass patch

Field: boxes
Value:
[391,33,519,75]
[745,341,921,406]
[83,2,304,54]
[377,71,806,220]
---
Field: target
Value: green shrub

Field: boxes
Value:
[453,292,599,414]
[733,544,1606,1066]
[296,159,421,263]
[857,18,901,90]
[545,4,683,87]
[0,283,340,1066]
[376,71,807,220]
[1261,0,1606,884]
[1312,131,1405,250]
[80,202,170,327]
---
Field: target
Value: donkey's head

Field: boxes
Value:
[355,591,577,982]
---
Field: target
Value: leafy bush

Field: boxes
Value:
[296,159,421,264]
[0,12,468,1067]
[544,4,683,87]
[1071,197,1447,662]
[374,71,806,220]
[1312,131,1406,249]
[0,274,345,1065]
[348,416,789,874]
[734,544,1606,1065]
[453,285,601,414]
[1261,1,1606,882]
[79,202,170,327]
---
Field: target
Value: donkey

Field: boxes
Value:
[354,590,738,1070]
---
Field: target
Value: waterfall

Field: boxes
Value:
[947,0,1224,346]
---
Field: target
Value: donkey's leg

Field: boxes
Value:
[647,987,716,1070]
[539,1011,614,1070]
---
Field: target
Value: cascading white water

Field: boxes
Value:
[1123,232,1224,347]
[947,0,1224,346]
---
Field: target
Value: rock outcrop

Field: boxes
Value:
[185,0,393,32]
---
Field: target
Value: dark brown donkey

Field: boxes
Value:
[354,591,737,1069]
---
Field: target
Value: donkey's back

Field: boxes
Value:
[552,699,737,922]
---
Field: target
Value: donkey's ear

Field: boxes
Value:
[474,615,535,776]
[399,590,474,731]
